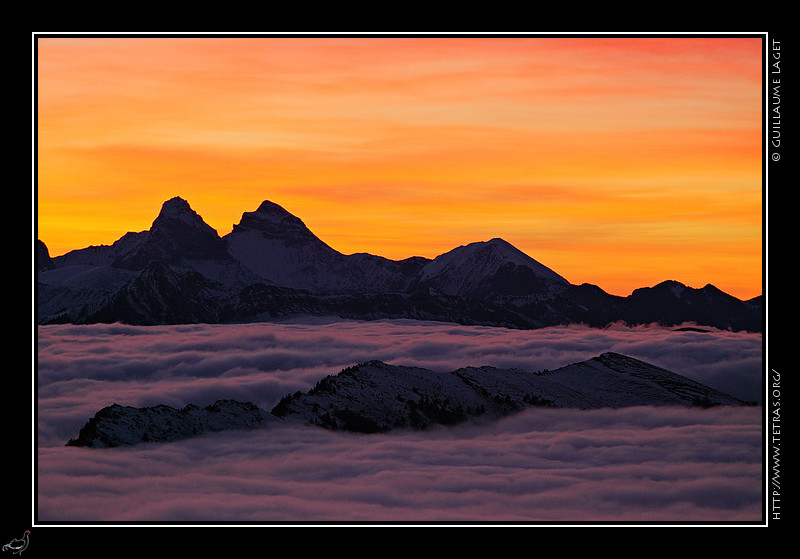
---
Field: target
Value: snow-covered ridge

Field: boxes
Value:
[66,399,273,448]
[273,352,750,433]
[65,353,751,448]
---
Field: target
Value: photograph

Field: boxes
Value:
[28,31,775,543]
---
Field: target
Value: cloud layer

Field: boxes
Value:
[36,319,764,523]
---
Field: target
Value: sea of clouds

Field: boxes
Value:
[36,319,764,523]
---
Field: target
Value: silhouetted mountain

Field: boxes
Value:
[37,197,762,331]
[416,237,569,298]
[225,199,428,293]
[112,197,232,269]
[622,280,760,331]
[37,239,55,271]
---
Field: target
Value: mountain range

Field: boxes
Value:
[37,197,762,331]
[65,352,753,447]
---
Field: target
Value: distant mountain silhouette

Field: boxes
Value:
[37,197,762,331]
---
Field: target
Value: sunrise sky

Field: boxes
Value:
[34,34,764,299]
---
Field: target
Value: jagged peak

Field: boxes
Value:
[255,200,294,216]
[486,237,512,246]
[161,196,191,211]
[232,199,307,228]
[154,197,197,223]
[151,196,217,234]
[229,199,328,251]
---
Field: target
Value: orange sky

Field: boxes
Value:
[35,35,764,299]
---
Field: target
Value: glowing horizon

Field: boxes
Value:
[35,35,764,299]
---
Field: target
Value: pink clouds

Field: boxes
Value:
[36,319,763,523]
[37,406,761,522]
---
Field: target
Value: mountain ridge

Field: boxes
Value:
[66,399,273,448]
[37,196,762,331]
[65,352,753,447]
[273,351,750,433]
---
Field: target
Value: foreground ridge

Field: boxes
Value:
[66,353,752,447]
[271,352,750,433]
[66,399,272,448]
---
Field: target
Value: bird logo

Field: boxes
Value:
[1,531,29,555]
